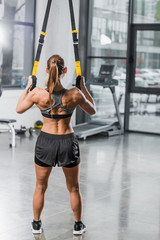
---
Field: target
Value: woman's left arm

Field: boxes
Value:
[16,76,38,114]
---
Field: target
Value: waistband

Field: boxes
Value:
[39,131,75,140]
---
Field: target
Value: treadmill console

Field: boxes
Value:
[89,64,118,87]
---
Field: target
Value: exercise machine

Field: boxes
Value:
[73,65,123,140]
[0,119,16,147]
[68,2,123,138]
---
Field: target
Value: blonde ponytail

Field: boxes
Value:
[46,55,65,113]
[46,62,58,112]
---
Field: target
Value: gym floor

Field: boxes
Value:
[0,132,160,240]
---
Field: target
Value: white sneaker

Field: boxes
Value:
[73,221,86,235]
[31,220,43,234]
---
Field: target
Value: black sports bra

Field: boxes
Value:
[40,88,73,119]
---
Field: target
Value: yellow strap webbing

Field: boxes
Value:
[41,31,46,36]
[75,61,81,76]
[32,61,39,76]
[72,30,78,34]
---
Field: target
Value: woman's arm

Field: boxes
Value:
[16,76,38,114]
[77,77,96,115]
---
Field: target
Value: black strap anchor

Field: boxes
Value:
[68,0,82,90]
[30,0,52,91]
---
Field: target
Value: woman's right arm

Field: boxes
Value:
[77,77,96,115]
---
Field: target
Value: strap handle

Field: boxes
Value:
[76,76,81,90]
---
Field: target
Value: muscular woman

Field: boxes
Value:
[16,55,96,235]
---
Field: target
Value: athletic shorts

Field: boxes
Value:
[34,131,80,168]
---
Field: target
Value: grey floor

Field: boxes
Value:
[0,131,160,240]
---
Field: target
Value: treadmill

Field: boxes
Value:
[73,64,123,140]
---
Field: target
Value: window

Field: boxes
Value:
[89,0,129,58]
[87,0,129,124]
[0,0,35,88]
[134,0,160,23]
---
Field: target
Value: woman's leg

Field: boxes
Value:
[33,164,52,221]
[62,164,82,222]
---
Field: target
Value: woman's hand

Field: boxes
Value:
[16,76,38,114]
[26,75,33,91]
[76,76,96,115]
[80,76,85,89]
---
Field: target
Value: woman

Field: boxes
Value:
[16,55,96,235]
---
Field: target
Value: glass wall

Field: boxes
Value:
[85,0,160,134]
[89,0,129,57]
[128,28,160,133]
[129,93,160,134]
[87,0,129,126]
[135,30,160,88]
[0,0,35,88]
[134,0,160,23]
[125,1,160,134]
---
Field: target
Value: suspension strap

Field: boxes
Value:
[30,0,52,91]
[68,0,81,89]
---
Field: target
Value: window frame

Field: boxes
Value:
[0,0,36,89]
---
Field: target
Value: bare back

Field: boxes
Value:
[16,77,96,132]
[35,87,80,134]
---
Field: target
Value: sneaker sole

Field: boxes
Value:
[73,227,86,235]
[31,226,43,234]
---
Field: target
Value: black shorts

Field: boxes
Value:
[34,131,80,168]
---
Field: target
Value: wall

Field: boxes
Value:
[0,0,79,129]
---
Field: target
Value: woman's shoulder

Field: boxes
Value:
[66,87,83,103]
[66,87,80,95]
[31,87,48,95]
[29,87,48,102]
[66,87,81,96]
[32,86,46,92]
